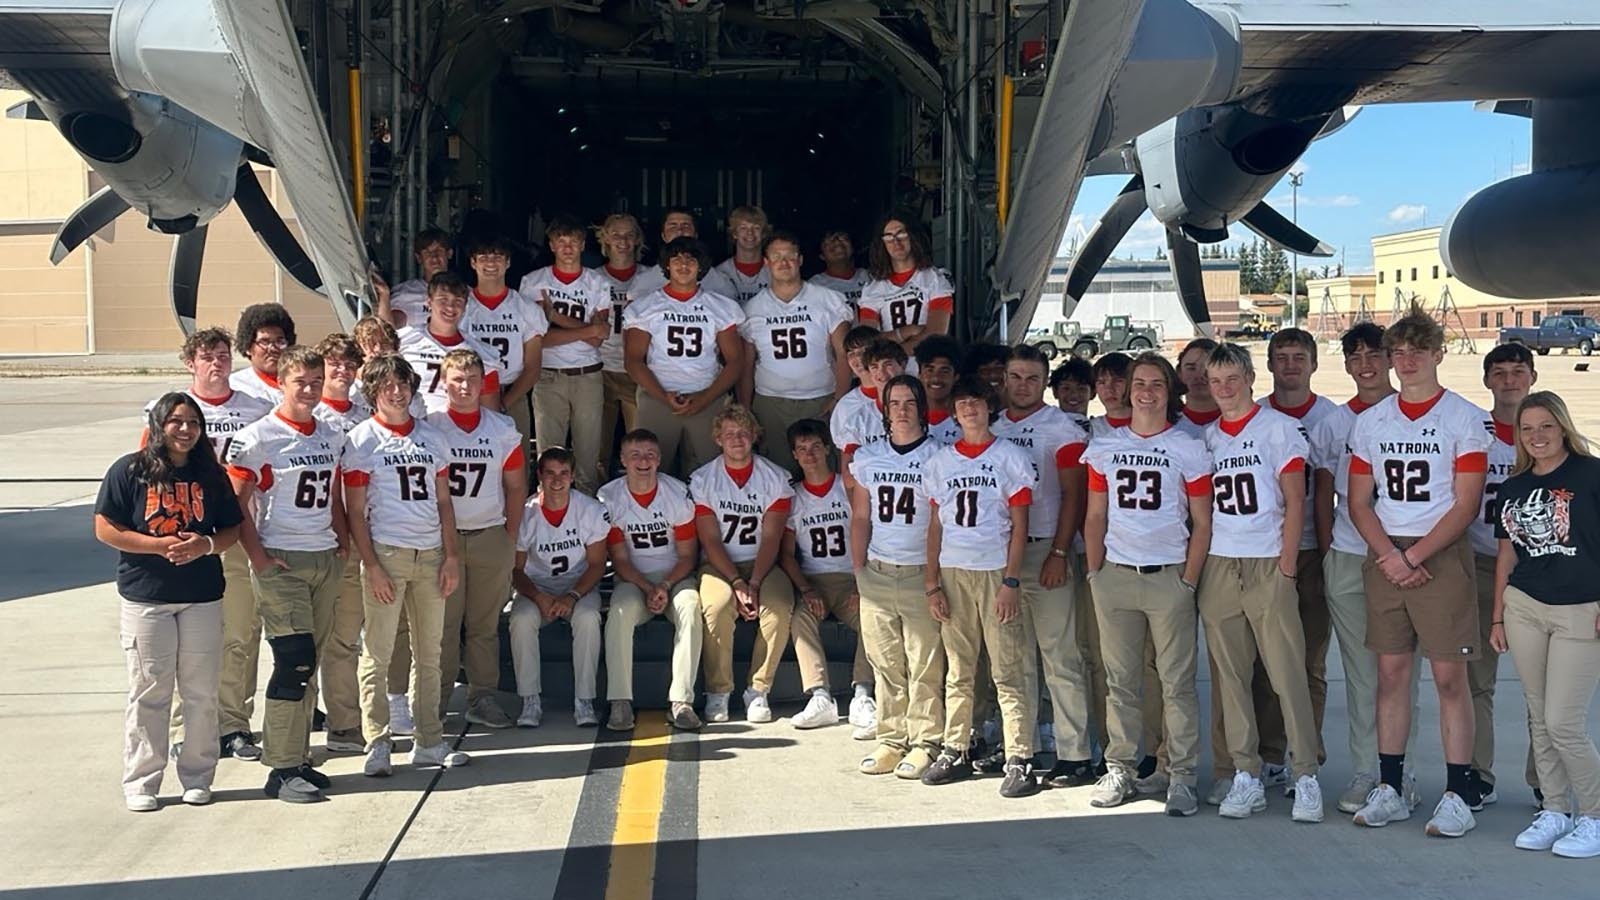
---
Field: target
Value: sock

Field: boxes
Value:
[854,683,871,699]
[1380,753,1405,792]
[1446,763,1479,803]
[813,687,831,699]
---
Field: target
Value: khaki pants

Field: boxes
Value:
[358,543,446,749]
[1073,554,1109,755]
[751,393,833,474]
[1255,548,1330,767]
[441,527,514,705]
[534,369,605,494]
[122,599,221,797]
[699,562,795,695]
[1019,540,1091,761]
[1469,552,1501,784]
[319,559,366,735]
[791,571,872,691]
[1324,549,1421,774]
[1091,564,1200,784]
[1198,556,1319,779]
[253,548,343,770]
[600,369,638,482]
[939,567,1036,758]
[605,578,702,703]
[508,590,602,699]
[506,389,533,468]
[1503,586,1600,817]
[635,389,725,481]
[171,544,257,741]
[857,560,945,753]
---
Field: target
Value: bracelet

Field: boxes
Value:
[1399,548,1417,570]
[204,535,216,556]
[1049,547,1069,559]
[564,590,581,603]
[925,585,944,597]
[1491,620,1505,626]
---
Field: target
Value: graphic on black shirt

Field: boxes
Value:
[1501,487,1576,558]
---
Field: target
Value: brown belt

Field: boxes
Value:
[543,362,603,376]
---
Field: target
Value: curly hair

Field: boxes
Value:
[234,303,296,356]
[181,326,233,363]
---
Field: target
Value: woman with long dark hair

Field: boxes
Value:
[94,392,243,811]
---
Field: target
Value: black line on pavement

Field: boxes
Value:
[551,730,630,900]
[356,719,471,900]
[653,727,700,900]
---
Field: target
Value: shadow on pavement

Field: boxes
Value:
[0,505,113,602]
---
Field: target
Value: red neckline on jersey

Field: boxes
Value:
[541,501,569,526]
[1269,392,1319,419]
[474,287,509,310]
[1218,405,1261,437]
[861,386,879,400]
[954,437,996,459]
[1348,396,1376,414]
[734,260,763,277]
[725,461,755,487]
[1182,406,1221,426]
[824,266,857,279]
[429,329,464,346]
[1004,405,1045,423]
[273,410,316,435]
[447,407,481,432]
[374,416,415,436]
[802,474,836,497]
[321,396,352,413]
[193,389,233,406]
[889,269,915,287]
[1105,414,1132,428]
[929,407,951,424]
[552,267,583,285]
[630,486,658,507]
[254,368,280,389]
[665,286,697,302]
[1493,416,1515,445]
[1398,388,1446,421]
[605,264,637,282]
[1132,423,1174,439]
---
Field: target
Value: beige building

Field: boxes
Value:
[1306,226,1599,344]
[0,89,336,355]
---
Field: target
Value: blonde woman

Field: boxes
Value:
[1490,391,1600,858]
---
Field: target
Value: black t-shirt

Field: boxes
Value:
[1494,454,1600,605]
[94,452,244,604]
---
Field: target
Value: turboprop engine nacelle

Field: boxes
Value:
[1442,166,1600,299]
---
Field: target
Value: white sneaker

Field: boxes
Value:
[1291,775,1324,823]
[851,723,876,741]
[1425,791,1477,838]
[743,688,773,724]
[125,794,158,812]
[1261,762,1289,787]
[791,690,840,729]
[181,787,212,806]
[705,692,730,723]
[387,693,414,737]
[517,696,542,728]
[411,742,470,768]
[1515,810,1573,851]
[848,691,877,730]
[1219,771,1267,819]
[574,698,599,727]
[1353,784,1411,827]
[1553,815,1600,859]
[1339,772,1379,814]
[363,742,392,777]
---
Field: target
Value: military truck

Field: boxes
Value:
[1033,315,1160,360]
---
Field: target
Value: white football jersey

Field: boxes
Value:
[1084,425,1213,567]
[858,267,954,332]
[851,437,942,566]
[1308,397,1378,556]
[808,269,871,309]
[313,395,371,436]
[706,258,770,303]
[1348,389,1493,539]
[1204,406,1309,559]
[739,283,853,400]
[462,286,550,382]
[689,455,794,565]
[927,408,963,445]
[597,264,668,373]
[789,474,854,575]
[599,474,697,582]
[1089,415,1131,442]
[1470,414,1518,556]
[389,277,429,327]
[341,416,452,550]
[229,366,284,405]
[396,325,505,414]
[517,490,610,595]
[145,389,273,460]
[926,438,1036,570]
[993,405,1090,540]
[227,413,342,552]
[623,286,745,394]
[1174,406,1221,439]
[425,407,525,531]
[517,266,612,370]
[830,386,881,457]
[1260,393,1339,550]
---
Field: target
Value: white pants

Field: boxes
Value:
[508,591,601,699]
[604,579,702,703]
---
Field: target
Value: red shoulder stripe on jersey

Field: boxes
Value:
[1456,451,1489,473]
[1349,456,1373,477]
[227,464,257,484]
[343,470,371,487]
[607,526,625,546]
[258,464,274,491]
[1056,442,1086,469]
[673,521,697,540]
[1087,465,1108,492]
[929,295,954,312]
[695,503,715,519]
[1008,487,1032,507]
[858,307,881,322]
[1280,456,1306,476]
[768,497,792,513]
[1185,475,1212,497]
[503,445,526,471]
[843,442,862,455]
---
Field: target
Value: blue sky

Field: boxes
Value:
[1062,102,1532,274]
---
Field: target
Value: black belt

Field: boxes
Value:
[544,362,603,376]
[1113,562,1166,575]
[1027,536,1050,543]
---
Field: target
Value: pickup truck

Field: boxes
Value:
[1499,314,1600,356]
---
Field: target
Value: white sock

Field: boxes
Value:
[813,688,831,700]
[853,683,871,699]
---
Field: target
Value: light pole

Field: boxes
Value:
[1289,171,1303,328]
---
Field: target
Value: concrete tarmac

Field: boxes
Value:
[3,349,1599,899]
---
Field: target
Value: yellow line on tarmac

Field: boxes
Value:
[604,713,673,900]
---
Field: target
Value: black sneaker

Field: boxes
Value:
[264,768,324,804]
[920,752,973,786]
[1136,754,1159,780]
[1534,787,1545,810]
[1000,756,1041,798]
[1047,759,1098,788]
[1093,758,1109,778]
[1467,770,1498,811]
[221,731,262,761]
[972,746,1009,776]
[312,708,327,732]
[297,764,332,790]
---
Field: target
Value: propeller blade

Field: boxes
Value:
[170,226,209,337]
[1065,175,1147,301]
[1085,144,1138,177]
[1240,202,1335,257]
[50,186,131,265]
[1166,228,1213,337]
[234,164,325,294]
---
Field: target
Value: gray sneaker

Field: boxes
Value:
[1339,772,1380,814]
[325,728,366,753]
[669,701,703,731]
[1206,778,1233,806]
[1134,769,1171,795]
[607,700,636,732]
[466,695,513,729]
[1166,781,1199,817]
[1089,770,1137,808]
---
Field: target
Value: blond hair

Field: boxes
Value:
[439,347,486,377]
[711,403,762,443]
[726,206,770,240]
[1512,391,1594,475]
[595,213,645,263]
[353,315,399,355]
[1384,301,1444,353]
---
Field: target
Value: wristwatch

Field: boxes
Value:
[1049,547,1069,559]
[1001,576,1021,589]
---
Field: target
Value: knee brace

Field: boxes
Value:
[265,633,317,701]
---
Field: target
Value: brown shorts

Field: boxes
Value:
[1363,534,1480,661]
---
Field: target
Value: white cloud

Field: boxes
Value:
[1386,203,1427,224]
[1057,211,1171,259]
[1267,193,1361,209]
[1289,161,1311,177]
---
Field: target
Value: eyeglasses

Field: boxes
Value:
[766,252,801,264]
[253,338,289,350]
[881,229,910,243]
